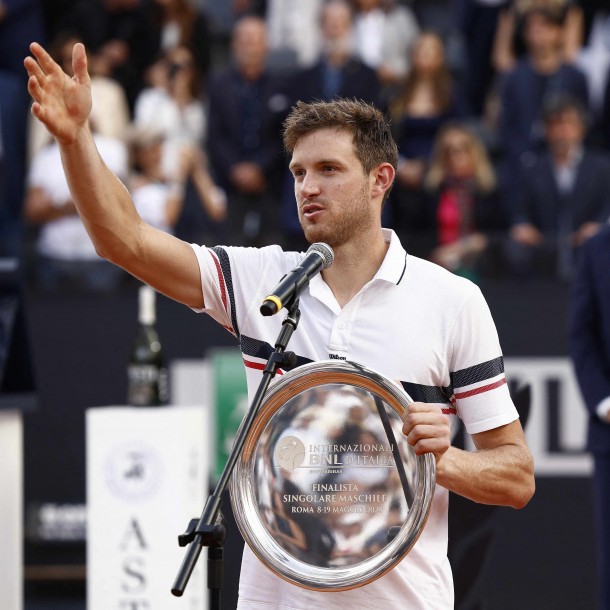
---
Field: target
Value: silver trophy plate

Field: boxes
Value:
[230,360,436,591]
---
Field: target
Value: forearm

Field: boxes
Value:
[436,444,534,509]
[58,125,144,265]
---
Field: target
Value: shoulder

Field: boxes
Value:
[582,150,610,169]
[404,255,480,304]
[212,244,302,275]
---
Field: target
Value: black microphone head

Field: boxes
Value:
[307,243,334,269]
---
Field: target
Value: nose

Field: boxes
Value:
[297,173,321,199]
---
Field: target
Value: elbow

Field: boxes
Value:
[511,475,535,509]
[510,455,536,509]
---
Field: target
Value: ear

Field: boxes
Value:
[370,162,396,199]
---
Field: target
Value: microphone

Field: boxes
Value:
[260,243,334,316]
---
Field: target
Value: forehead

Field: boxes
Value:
[290,128,357,166]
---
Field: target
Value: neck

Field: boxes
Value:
[321,227,388,308]
[530,48,561,74]
[552,144,579,167]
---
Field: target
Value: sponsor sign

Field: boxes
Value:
[87,406,209,610]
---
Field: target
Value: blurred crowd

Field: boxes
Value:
[1,0,610,291]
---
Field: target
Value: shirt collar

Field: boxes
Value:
[309,228,408,300]
[375,228,408,285]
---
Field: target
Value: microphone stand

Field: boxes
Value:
[171,298,301,609]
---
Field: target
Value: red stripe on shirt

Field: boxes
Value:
[454,377,507,399]
[243,358,284,375]
[208,249,228,311]
[442,407,457,415]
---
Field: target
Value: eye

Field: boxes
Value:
[322,165,336,173]
[291,168,305,179]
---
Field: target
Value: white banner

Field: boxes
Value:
[87,405,210,610]
[505,357,592,476]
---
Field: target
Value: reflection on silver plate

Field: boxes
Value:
[230,360,436,591]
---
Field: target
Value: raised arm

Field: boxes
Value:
[24,42,204,308]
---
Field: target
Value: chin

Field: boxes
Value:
[301,224,327,245]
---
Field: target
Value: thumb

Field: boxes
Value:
[72,43,91,85]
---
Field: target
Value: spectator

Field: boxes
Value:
[128,125,226,236]
[23,122,129,292]
[206,15,290,246]
[499,5,589,208]
[387,32,465,256]
[28,32,130,161]
[351,0,420,87]
[280,0,382,250]
[508,94,610,279]
[134,45,206,178]
[492,0,584,73]
[265,0,324,73]
[425,123,507,277]
[287,0,381,107]
[145,0,212,82]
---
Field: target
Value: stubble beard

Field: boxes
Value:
[299,183,374,247]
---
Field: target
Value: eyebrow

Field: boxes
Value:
[289,158,344,171]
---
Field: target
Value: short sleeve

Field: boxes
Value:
[449,286,519,435]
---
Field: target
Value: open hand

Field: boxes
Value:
[402,402,451,463]
[24,42,92,145]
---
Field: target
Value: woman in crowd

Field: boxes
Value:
[133,45,206,178]
[387,32,465,256]
[424,123,507,278]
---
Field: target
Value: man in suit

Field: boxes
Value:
[569,224,610,610]
[206,15,290,246]
[280,0,382,249]
[499,6,589,210]
[288,0,382,109]
[508,94,610,278]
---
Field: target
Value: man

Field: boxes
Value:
[288,0,381,107]
[206,15,289,247]
[281,0,382,249]
[499,6,588,207]
[508,94,610,278]
[24,41,535,609]
[569,224,610,610]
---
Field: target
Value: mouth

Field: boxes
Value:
[301,202,325,219]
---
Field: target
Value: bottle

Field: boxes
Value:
[127,285,169,406]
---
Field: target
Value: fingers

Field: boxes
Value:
[29,42,60,76]
[72,42,91,85]
[24,55,46,82]
[402,402,451,459]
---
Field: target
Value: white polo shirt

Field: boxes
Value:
[190,229,519,610]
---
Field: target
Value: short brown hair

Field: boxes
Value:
[283,98,398,176]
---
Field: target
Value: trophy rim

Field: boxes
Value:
[230,359,436,591]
